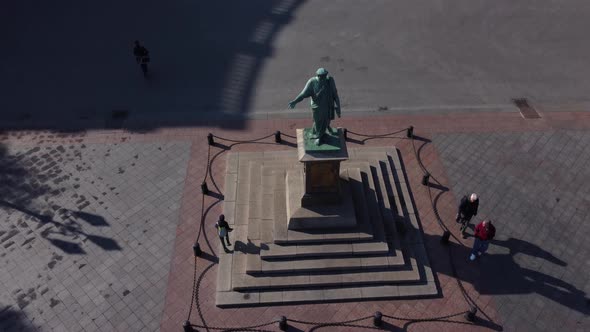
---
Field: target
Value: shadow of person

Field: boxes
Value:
[234,239,262,255]
[494,237,566,266]
[426,233,588,316]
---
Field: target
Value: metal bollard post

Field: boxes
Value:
[193,243,202,257]
[343,128,348,140]
[440,230,451,245]
[201,182,209,195]
[373,311,383,327]
[421,173,430,186]
[183,320,192,332]
[207,133,214,145]
[465,306,477,322]
[275,131,282,143]
[278,316,288,331]
[407,126,414,138]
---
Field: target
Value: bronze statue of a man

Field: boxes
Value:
[289,68,341,145]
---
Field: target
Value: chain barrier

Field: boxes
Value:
[212,133,276,144]
[383,310,468,322]
[194,262,216,332]
[186,256,199,321]
[346,128,408,138]
[189,319,280,331]
[409,133,482,311]
[184,127,490,331]
[289,315,373,326]
[308,323,383,332]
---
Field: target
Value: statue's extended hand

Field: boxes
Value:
[288,101,297,109]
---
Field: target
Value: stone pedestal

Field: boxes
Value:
[287,128,356,230]
[296,128,349,206]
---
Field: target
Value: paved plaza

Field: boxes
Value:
[1,138,191,331]
[0,111,588,331]
[2,1,590,331]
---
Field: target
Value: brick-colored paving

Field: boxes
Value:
[1,110,589,331]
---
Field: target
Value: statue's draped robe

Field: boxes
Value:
[293,76,341,138]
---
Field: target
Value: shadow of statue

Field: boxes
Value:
[0,306,37,332]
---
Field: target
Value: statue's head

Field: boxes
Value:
[316,67,328,80]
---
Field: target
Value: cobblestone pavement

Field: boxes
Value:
[433,130,590,331]
[1,111,590,331]
[0,138,191,331]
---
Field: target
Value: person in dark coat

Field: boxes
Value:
[456,193,479,237]
[215,214,233,252]
[133,40,150,77]
[470,220,496,261]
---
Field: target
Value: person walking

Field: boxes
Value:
[215,214,232,252]
[456,193,479,238]
[133,40,150,77]
[470,220,495,261]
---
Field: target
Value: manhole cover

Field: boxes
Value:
[513,98,541,119]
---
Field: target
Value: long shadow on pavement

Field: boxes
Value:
[424,231,589,317]
[0,0,306,132]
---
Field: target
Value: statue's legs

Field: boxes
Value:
[311,108,329,140]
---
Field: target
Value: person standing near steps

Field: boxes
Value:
[456,193,479,238]
[215,214,233,252]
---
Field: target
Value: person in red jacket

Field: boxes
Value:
[470,220,495,261]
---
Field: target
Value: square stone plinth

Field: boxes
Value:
[286,169,357,230]
[297,128,349,206]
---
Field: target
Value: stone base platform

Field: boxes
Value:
[287,169,358,230]
[216,147,437,307]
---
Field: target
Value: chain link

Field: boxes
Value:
[189,320,280,331]
[212,133,276,143]
[186,256,198,321]
[346,127,408,138]
[289,315,372,326]
[194,262,216,331]
[383,310,468,322]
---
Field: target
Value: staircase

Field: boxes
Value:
[216,147,437,307]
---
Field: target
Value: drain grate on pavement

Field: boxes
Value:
[513,98,541,119]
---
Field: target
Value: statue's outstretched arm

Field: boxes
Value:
[289,79,313,109]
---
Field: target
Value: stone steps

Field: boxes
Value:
[216,282,438,307]
[259,241,389,259]
[216,147,438,307]
[246,251,406,274]
[233,243,432,292]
